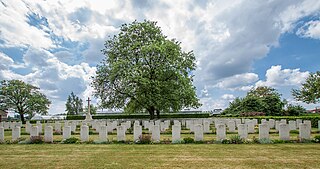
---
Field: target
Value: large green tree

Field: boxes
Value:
[65,92,83,115]
[92,20,201,119]
[0,80,51,123]
[292,71,320,104]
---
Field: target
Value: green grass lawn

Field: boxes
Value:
[0,144,319,169]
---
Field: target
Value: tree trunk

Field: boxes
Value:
[147,106,155,120]
[20,113,25,124]
[156,109,160,119]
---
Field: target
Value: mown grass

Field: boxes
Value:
[0,144,319,169]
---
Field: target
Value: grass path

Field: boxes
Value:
[0,144,319,169]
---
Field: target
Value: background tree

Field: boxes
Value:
[248,86,285,116]
[222,86,285,116]
[92,20,201,119]
[65,92,83,115]
[0,80,51,123]
[84,104,97,115]
[292,71,320,104]
[283,104,306,116]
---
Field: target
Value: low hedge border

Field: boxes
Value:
[66,113,210,120]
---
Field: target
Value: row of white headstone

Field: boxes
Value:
[1,119,319,143]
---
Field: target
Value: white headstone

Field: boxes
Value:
[299,123,311,141]
[12,126,21,141]
[148,122,154,134]
[203,121,210,133]
[4,122,9,129]
[216,124,226,141]
[235,119,241,127]
[25,122,31,134]
[172,125,181,142]
[30,126,39,137]
[160,122,166,132]
[63,126,71,140]
[99,125,108,142]
[152,125,160,142]
[0,127,4,142]
[275,121,280,132]
[227,121,236,132]
[133,125,142,142]
[71,121,77,132]
[259,123,269,139]
[194,124,203,141]
[296,119,302,127]
[268,119,275,129]
[44,126,53,143]
[80,125,89,142]
[289,120,297,130]
[247,120,255,134]
[117,126,126,141]
[303,120,311,130]
[252,119,258,126]
[279,124,290,140]
[238,124,248,139]
[55,122,61,133]
[37,122,42,134]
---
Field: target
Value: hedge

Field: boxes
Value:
[66,113,210,120]
[220,115,320,128]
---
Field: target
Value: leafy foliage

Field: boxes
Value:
[0,80,51,123]
[292,71,320,104]
[283,104,306,116]
[183,137,194,143]
[137,134,152,144]
[92,20,201,119]
[65,92,83,115]
[222,86,285,116]
[62,137,80,144]
[84,104,97,115]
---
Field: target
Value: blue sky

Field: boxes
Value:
[0,0,320,114]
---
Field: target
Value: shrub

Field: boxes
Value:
[183,137,194,144]
[30,136,44,144]
[313,135,320,143]
[221,139,231,144]
[137,134,151,144]
[172,139,185,144]
[259,138,273,144]
[229,135,243,144]
[62,137,80,144]
[93,140,109,144]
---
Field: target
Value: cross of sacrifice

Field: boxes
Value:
[86,97,91,115]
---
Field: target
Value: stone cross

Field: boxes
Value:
[86,97,91,115]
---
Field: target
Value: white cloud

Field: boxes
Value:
[1,0,320,114]
[297,20,320,39]
[256,65,309,87]
[221,94,235,100]
[214,73,259,90]
[0,52,14,69]
[0,1,53,49]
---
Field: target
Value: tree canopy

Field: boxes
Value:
[65,92,83,115]
[92,20,201,119]
[222,86,285,116]
[0,80,51,123]
[292,71,320,104]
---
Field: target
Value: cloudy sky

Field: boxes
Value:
[1,0,320,114]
